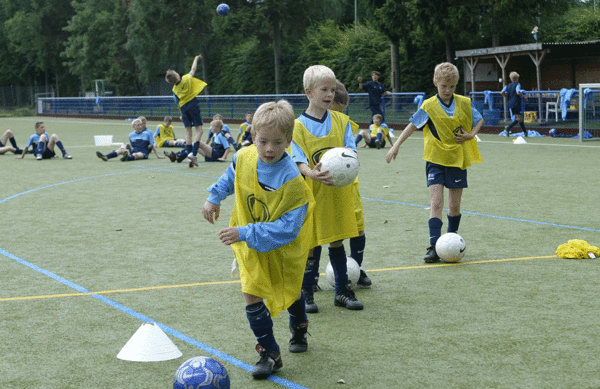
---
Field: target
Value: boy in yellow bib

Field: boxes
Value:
[291,65,364,311]
[165,54,207,164]
[385,62,483,263]
[202,100,314,379]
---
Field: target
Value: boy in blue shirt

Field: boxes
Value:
[187,119,231,167]
[501,71,528,137]
[16,122,72,160]
[292,65,364,311]
[386,62,483,263]
[202,100,314,379]
[205,113,240,150]
[165,54,207,165]
[96,118,155,161]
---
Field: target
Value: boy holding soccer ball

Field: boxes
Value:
[291,65,364,311]
[385,62,483,263]
[202,100,314,379]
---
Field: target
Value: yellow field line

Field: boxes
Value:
[1,255,557,302]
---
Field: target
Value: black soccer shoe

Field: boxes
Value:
[164,151,176,162]
[334,290,364,310]
[357,269,372,287]
[303,288,318,314]
[424,245,440,263]
[252,345,282,379]
[289,322,309,353]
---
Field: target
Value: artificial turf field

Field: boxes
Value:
[1,116,599,389]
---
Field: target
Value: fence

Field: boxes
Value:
[37,93,426,126]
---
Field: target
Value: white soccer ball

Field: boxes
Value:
[435,233,466,263]
[319,147,360,187]
[325,257,361,288]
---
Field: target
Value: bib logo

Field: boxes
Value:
[246,195,270,223]
[311,147,333,166]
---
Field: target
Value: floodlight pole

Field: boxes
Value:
[354,0,357,25]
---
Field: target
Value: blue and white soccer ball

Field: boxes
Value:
[549,128,557,137]
[319,147,360,187]
[173,356,230,389]
[435,233,466,263]
[216,3,230,16]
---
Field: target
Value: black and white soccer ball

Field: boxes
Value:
[173,356,230,389]
[319,147,360,187]
[435,233,466,263]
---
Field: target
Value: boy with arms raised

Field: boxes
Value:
[291,65,364,311]
[165,54,207,165]
[17,122,72,160]
[202,100,314,379]
[385,62,483,263]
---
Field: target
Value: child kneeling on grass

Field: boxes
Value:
[202,100,314,379]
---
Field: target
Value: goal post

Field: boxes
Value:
[579,83,600,141]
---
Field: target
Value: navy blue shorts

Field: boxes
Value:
[367,138,386,148]
[42,148,55,159]
[426,162,467,188]
[205,146,225,162]
[181,100,203,128]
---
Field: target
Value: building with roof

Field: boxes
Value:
[455,40,600,93]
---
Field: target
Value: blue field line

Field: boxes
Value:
[361,197,600,232]
[0,247,309,389]
[0,170,144,205]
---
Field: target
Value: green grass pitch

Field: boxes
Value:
[1,116,600,388]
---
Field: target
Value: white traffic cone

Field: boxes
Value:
[117,322,182,362]
[513,136,527,144]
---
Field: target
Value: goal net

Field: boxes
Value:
[579,83,600,141]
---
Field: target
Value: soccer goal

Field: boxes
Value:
[579,83,600,141]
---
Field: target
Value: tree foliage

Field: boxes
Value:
[0,0,594,97]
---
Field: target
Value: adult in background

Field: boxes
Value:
[358,71,391,123]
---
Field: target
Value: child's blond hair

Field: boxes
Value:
[509,71,520,82]
[165,70,179,84]
[303,65,336,92]
[210,120,223,131]
[433,62,459,85]
[372,114,383,123]
[251,100,295,140]
[164,116,172,123]
[332,79,349,109]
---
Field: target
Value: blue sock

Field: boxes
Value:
[447,214,461,233]
[106,151,118,159]
[376,133,383,143]
[56,141,66,155]
[185,144,192,154]
[178,149,189,159]
[429,218,443,247]
[329,245,348,294]
[127,154,135,161]
[287,294,307,327]
[192,141,200,156]
[355,134,363,145]
[9,138,17,148]
[175,142,185,147]
[302,246,322,292]
[246,302,279,352]
[36,141,46,156]
[350,235,366,267]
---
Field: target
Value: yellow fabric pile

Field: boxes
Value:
[556,239,600,259]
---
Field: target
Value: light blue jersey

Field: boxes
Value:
[410,95,483,129]
[129,130,155,154]
[206,151,307,252]
[290,110,356,165]
[25,132,48,148]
